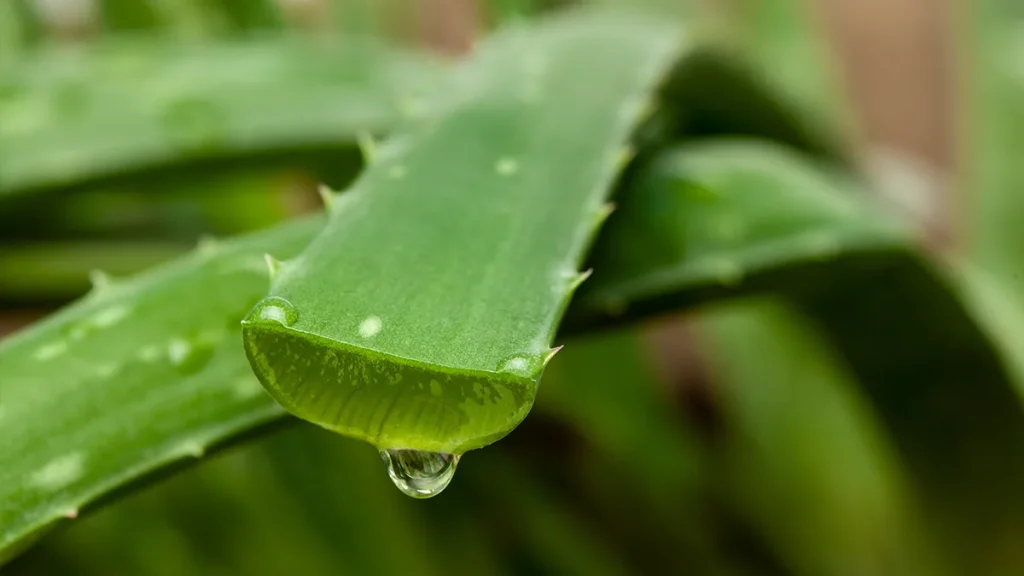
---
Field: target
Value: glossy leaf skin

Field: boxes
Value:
[0,35,440,195]
[569,139,1024,571]
[564,138,906,331]
[242,11,687,454]
[0,215,320,564]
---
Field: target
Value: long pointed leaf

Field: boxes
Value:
[0,35,441,195]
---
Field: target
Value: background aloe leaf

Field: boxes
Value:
[730,0,849,136]
[241,10,686,454]
[0,35,441,195]
[573,138,1024,570]
[564,138,906,331]
[700,299,940,576]
[0,215,319,563]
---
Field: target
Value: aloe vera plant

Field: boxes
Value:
[241,12,686,466]
[0,35,441,194]
[6,2,1024,573]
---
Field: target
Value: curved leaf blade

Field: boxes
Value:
[0,35,441,195]
[564,138,906,331]
[0,216,319,563]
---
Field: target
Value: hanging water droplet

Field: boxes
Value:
[250,296,298,326]
[380,449,460,499]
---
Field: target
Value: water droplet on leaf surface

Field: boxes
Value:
[250,297,298,326]
[380,449,460,499]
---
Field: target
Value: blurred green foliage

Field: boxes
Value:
[2,0,1024,575]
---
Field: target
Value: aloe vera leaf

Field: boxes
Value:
[8,425,446,576]
[0,35,442,195]
[0,138,903,562]
[701,300,940,576]
[662,49,846,166]
[732,0,850,135]
[241,11,686,454]
[0,170,299,243]
[574,139,1024,570]
[0,215,321,564]
[563,138,906,331]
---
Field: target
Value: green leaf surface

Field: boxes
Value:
[564,138,906,331]
[0,215,320,563]
[0,135,902,563]
[701,300,938,576]
[577,139,1024,570]
[241,11,686,453]
[0,35,441,195]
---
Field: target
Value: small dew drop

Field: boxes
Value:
[29,452,85,490]
[167,338,191,366]
[89,304,129,328]
[495,157,519,176]
[359,315,383,338]
[380,449,460,499]
[250,297,298,326]
[167,337,216,375]
[95,363,118,378]
[503,357,529,371]
[497,352,541,377]
[33,341,68,361]
[137,345,161,362]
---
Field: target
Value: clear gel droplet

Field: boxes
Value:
[250,296,298,326]
[380,449,460,499]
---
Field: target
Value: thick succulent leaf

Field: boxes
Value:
[241,10,686,453]
[6,426,449,576]
[700,300,940,576]
[575,139,1024,571]
[0,35,441,195]
[563,138,906,331]
[0,216,319,563]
